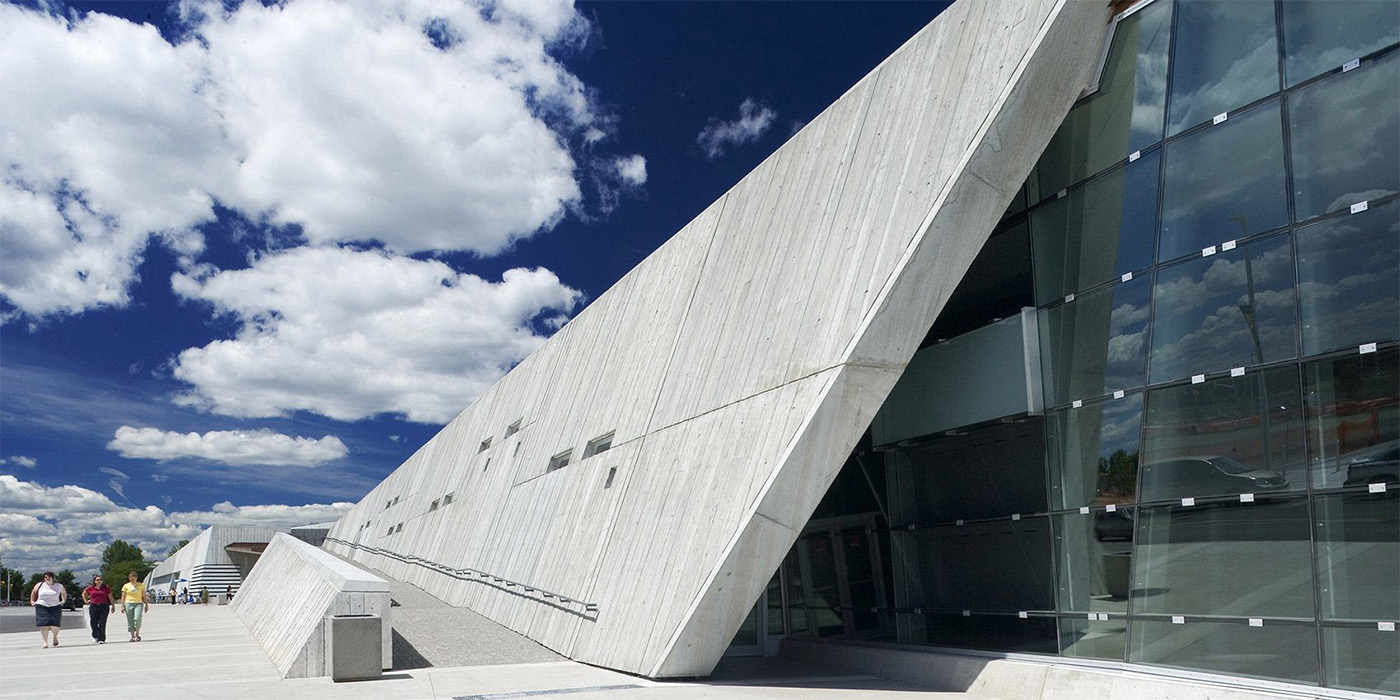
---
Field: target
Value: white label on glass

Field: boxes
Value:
[1202,245,1217,257]
[1106,504,1117,513]
[915,608,923,615]
[1192,374,1206,384]
[1080,506,1091,514]
[1182,497,1196,507]
[1343,58,1361,72]
[1221,240,1237,251]
[1240,493,1255,503]
[1019,611,1028,619]
[1379,621,1396,632]
[962,610,971,617]
[1249,618,1263,627]
[1172,616,1186,624]
[1057,189,1068,199]
[956,519,964,526]
[1128,150,1141,162]
[1213,112,1228,125]
[1072,399,1083,409]
[1088,613,1097,620]
[1370,483,1387,493]
[908,524,916,530]
[1121,272,1133,282]
[1351,200,1369,214]
[1231,367,1246,377]
[1361,342,1378,354]
[1113,390,1125,399]
[1012,513,1021,521]
[1065,293,1075,303]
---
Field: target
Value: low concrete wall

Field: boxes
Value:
[231,533,391,678]
[780,637,1319,700]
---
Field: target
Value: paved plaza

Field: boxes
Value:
[0,604,974,700]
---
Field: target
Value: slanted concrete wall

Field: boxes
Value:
[231,533,391,678]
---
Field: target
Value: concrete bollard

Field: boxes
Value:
[327,614,382,681]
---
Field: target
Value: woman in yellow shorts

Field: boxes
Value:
[120,571,150,642]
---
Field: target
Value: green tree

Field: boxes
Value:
[168,539,190,557]
[55,569,80,605]
[100,540,151,590]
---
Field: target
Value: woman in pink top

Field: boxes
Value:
[82,575,113,644]
[29,571,66,648]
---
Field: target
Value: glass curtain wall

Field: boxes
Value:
[784,1,1399,695]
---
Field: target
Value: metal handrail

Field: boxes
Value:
[324,536,599,617]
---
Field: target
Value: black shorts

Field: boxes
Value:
[35,604,61,627]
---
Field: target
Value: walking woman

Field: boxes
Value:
[82,575,113,644]
[29,571,65,648]
[120,571,150,642]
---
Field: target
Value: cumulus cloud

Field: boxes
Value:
[0,474,351,574]
[0,0,629,321]
[697,98,776,159]
[1,455,38,468]
[613,155,647,186]
[108,426,348,467]
[169,247,581,424]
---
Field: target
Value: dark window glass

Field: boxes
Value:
[1166,0,1280,135]
[1304,349,1400,489]
[1031,152,1159,304]
[920,222,1032,346]
[1314,492,1400,622]
[1129,619,1319,685]
[901,518,1054,613]
[1039,276,1150,406]
[1282,0,1400,87]
[1323,625,1400,695]
[1047,395,1143,510]
[1149,234,1297,382]
[1140,368,1306,502]
[1002,182,1027,222]
[1133,499,1315,618]
[1159,102,1289,262]
[913,612,1058,654]
[886,421,1046,524]
[1296,200,1400,356]
[1289,52,1400,221]
[1030,0,1171,198]
[1059,617,1126,661]
[1054,509,1133,615]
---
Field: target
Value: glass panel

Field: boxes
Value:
[1282,0,1400,87]
[1149,234,1297,382]
[886,420,1046,524]
[765,571,784,636]
[841,528,885,635]
[1296,200,1400,356]
[907,518,1054,613]
[1140,367,1306,502]
[1039,276,1150,406]
[1031,0,1171,199]
[1166,0,1279,135]
[1031,152,1159,304]
[915,612,1058,654]
[1159,102,1289,262]
[1047,395,1143,509]
[1129,619,1320,685]
[1054,509,1133,615]
[800,535,845,637]
[1314,492,1400,622]
[1304,349,1400,489]
[921,222,1033,345]
[782,549,813,637]
[1059,617,1126,661]
[728,601,759,648]
[1289,51,1400,221]
[1323,625,1400,694]
[1133,499,1315,619]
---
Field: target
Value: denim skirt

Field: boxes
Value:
[35,604,62,627]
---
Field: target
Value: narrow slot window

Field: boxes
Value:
[430,499,440,511]
[505,419,522,437]
[583,432,615,459]
[478,437,492,453]
[547,450,572,472]
[443,493,454,505]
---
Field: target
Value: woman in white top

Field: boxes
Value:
[30,571,66,648]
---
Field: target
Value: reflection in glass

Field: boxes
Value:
[1314,492,1400,622]
[1132,499,1315,618]
[1296,199,1400,355]
[1140,367,1305,502]
[1282,0,1400,87]
[1166,0,1279,135]
[1059,617,1126,661]
[1159,102,1289,262]
[1130,619,1319,685]
[901,519,1053,613]
[1040,276,1150,406]
[1289,52,1400,221]
[915,612,1058,654]
[1031,0,1170,198]
[1055,510,1133,614]
[1031,153,1159,304]
[1305,349,1400,489]
[1323,625,1400,694]
[886,421,1046,524]
[1047,395,1143,510]
[1149,234,1297,382]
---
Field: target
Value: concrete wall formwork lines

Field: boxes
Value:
[323,0,1109,678]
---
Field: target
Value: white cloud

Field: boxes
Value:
[613,155,648,186]
[1,455,38,468]
[170,247,581,424]
[0,0,623,321]
[108,426,348,467]
[0,474,351,574]
[696,98,776,159]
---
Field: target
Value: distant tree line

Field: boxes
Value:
[0,540,156,603]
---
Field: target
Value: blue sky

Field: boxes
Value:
[0,0,947,575]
